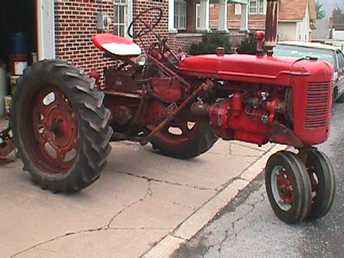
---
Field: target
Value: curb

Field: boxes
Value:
[143,144,286,258]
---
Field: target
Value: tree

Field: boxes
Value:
[316,0,326,20]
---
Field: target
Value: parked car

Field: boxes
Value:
[274,41,344,102]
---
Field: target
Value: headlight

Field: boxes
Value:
[135,54,147,66]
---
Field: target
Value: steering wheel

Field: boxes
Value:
[127,7,163,39]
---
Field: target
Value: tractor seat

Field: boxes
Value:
[92,33,142,57]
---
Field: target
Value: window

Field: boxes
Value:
[274,45,336,66]
[174,0,187,30]
[114,0,128,37]
[337,51,344,71]
[249,0,265,15]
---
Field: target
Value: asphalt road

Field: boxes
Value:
[173,103,344,258]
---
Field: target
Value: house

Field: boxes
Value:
[0,0,316,87]
[226,0,317,41]
[330,8,344,41]
[0,0,251,82]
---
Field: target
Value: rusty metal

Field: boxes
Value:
[140,80,214,145]
[255,31,265,56]
[265,0,279,56]
[104,90,142,99]
[0,127,15,161]
[148,55,191,88]
[269,122,304,148]
[190,101,210,116]
[216,47,225,56]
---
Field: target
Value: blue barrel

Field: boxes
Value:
[9,33,28,55]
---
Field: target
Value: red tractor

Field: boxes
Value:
[11,0,335,224]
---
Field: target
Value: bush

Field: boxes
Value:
[237,34,257,55]
[188,32,232,55]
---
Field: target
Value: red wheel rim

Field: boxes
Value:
[30,88,79,174]
[271,166,295,211]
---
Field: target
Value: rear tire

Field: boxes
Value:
[11,60,113,193]
[151,119,217,159]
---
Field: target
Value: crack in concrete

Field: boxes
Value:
[115,170,215,191]
[106,180,153,228]
[11,181,154,258]
[216,192,266,255]
[191,191,266,257]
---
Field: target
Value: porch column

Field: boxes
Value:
[240,3,249,31]
[168,0,177,32]
[218,0,228,32]
[199,0,210,32]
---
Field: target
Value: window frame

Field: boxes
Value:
[174,0,187,31]
[114,0,128,37]
[249,0,265,15]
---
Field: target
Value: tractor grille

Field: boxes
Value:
[305,82,331,129]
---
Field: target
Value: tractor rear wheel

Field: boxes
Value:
[11,60,113,193]
[150,119,217,159]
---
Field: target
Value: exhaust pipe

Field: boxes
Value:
[265,0,279,56]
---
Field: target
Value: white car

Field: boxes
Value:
[274,41,344,102]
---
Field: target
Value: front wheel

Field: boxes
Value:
[11,60,113,193]
[150,119,217,159]
[265,151,312,224]
[302,149,336,220]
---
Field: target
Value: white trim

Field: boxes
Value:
[241,4,249,31]
[37,0,56,60]
[196,4,201,30]
[198,0,210,32]
[127,0,133,37]
[102,42,141,56]
[218,0,228,32]
[168,0,177,33]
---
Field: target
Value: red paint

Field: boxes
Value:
[276,171,294,205]
[150,78,183,103]
[32,89,78,174]
[208,92,277,145]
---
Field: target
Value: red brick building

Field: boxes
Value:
[213,0,317,41]
[0,0,317,84]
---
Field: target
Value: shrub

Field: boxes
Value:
[188,32,232,55]
[237,34,257,55]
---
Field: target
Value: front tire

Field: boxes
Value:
[265,151,312,224]
[302,149,336,220]
[11,60,113,193]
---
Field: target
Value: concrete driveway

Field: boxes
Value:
[0,140,280,258]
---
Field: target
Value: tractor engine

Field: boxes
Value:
[207,88,284,145]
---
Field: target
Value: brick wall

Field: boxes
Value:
[54,0,170,79]
[228,4,266,31]
[168,34,203,52]
[133,0,169,49]
[55,0,117,79]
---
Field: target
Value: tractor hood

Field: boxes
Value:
[178,54,333,84]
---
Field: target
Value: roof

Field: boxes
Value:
[278,41,341,51]
[279,0,316,22]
